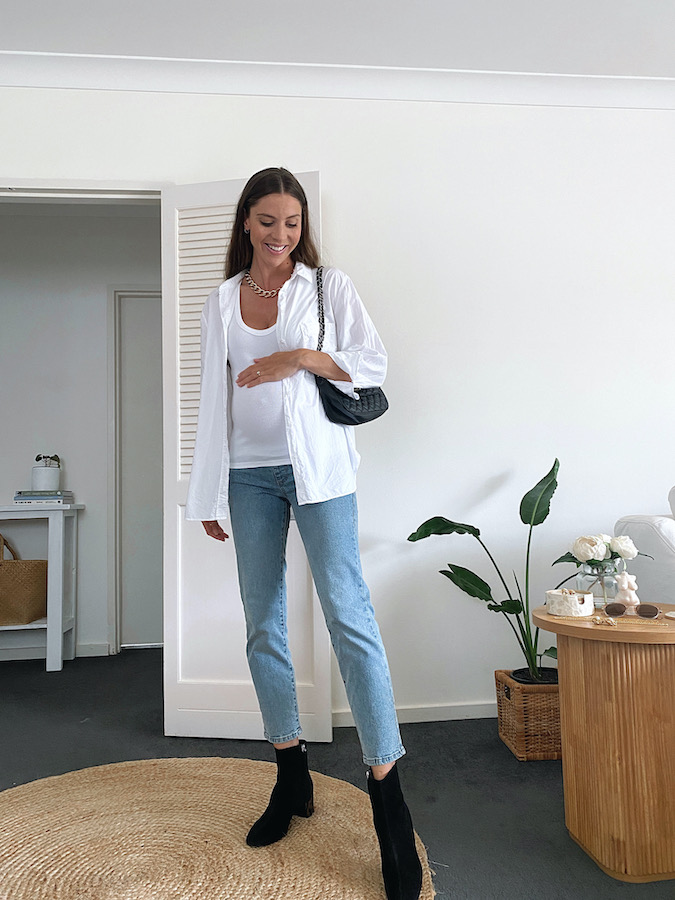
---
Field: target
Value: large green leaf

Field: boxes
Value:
[552,551,578,566]
[408,517,480,542]
[487,599,524,615]
[519,459,559,527]
[440,564,493,601]
[542,646,558,660]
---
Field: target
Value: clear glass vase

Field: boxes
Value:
[576,560,623,609]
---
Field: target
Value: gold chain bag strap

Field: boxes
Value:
[0,533,48,626]
[313,267,389,425]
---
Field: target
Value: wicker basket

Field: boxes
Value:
[495,669,562,761]
[0,533,48,626]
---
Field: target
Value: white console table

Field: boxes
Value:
[0,505,84,671]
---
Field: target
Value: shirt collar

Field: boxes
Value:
[229,261,314,288]
[293,261,315,283]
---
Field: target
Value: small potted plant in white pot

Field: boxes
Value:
[408,459,562,760]
[32,454,61,492]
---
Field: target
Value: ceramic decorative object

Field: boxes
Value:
[545,588,594,617]
[614,571,640,613]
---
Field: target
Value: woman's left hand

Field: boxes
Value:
[236,351,304,388]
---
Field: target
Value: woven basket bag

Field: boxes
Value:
[0,533,47,626]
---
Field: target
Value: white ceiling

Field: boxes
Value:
[3,0,675,78]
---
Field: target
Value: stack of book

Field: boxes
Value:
[13,490,75,506]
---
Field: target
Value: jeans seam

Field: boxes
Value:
[348,496,378,642]
[277,500,299,735]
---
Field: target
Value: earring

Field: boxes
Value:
[244,228,250,234]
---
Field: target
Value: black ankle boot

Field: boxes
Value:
[367,764,423,900]
[246,740,314,847]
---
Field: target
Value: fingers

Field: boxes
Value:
[235,352,300,387]
[236,364,265,388]
[201,520,229,541]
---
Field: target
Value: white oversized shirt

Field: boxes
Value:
[184,262,387,521]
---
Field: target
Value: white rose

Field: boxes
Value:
[598,534,612,544]
[609,535,638,559]
[572,535,610,563]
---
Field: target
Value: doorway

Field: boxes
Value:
[0,191,162,658]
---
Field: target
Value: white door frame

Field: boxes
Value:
[106,286,162,654]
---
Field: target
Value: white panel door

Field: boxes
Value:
[161,174,332,741]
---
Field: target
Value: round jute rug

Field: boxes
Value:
[0,757,435,900]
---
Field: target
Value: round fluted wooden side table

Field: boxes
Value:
[533,604,675,883]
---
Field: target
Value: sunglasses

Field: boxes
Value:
[604,602,661,619]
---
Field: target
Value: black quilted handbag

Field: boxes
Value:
[314,267,389,426]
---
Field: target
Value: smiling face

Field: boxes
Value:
[244,193,303,273]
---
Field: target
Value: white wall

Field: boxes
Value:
[0,204,160,653]
[1,86,673,717]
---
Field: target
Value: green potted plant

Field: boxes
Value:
[408,459,562,760]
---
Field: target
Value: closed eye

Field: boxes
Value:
[260,221,298,229]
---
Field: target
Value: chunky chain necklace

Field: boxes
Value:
[244,271,280,298]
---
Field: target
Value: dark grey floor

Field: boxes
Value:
[1,650,672,899]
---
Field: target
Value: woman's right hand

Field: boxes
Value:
[202,520,229,541]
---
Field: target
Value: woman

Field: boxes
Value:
[185,167,422,900]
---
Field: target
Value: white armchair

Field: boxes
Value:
[614,487,675,605]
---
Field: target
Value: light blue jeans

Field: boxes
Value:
[228,465,405,766]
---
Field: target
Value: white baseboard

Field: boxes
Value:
[77,643,163,655]
[76,643,111,657]
[0,648,45,662]
[0,643,107,662]
[332,700,497,728]
[120,643,164,650]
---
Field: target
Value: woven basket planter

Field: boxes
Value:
[0,534,47,626]
[495,669,562,761]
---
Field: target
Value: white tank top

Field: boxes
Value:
[228,300,291,468]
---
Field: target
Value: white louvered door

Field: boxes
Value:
[161,175,332,741]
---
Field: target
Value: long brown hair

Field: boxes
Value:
[225,167,320,279]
